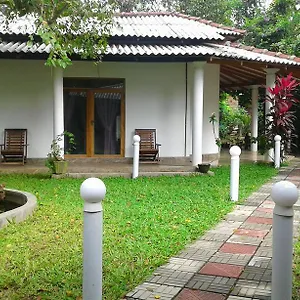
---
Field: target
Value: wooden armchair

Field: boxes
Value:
[135,129,161,161]
[0,129,28,165]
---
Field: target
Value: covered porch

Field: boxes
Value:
[0,150,269,177]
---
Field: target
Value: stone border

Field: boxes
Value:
[0,189,37,229]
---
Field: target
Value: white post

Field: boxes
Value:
[230,146,241,202]
[80,178,106,300]
[265,69,279,161]
[53,67,64,152]
[132,135,140,179]
[271,181,298,300]
[274,135,281,169]
[192,62,205,166]
[251,86,259,152]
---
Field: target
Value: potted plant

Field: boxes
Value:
[45,131,76,174]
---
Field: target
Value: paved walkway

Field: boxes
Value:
[125,160,300,300]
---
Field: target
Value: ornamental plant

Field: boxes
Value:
[260,73,299,154]
[45,131,76,173]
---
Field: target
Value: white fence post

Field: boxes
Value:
[230,146,241,202]
[80,177,106,300]
[132,135,140,179]
[274,135,281,169]
[271,181,298,300]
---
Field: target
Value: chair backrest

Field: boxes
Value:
[135,129,157,150]
[4,129,27,150]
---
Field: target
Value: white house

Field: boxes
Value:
[1,12,300,165]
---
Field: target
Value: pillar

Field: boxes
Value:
[251,85,259,152]
[192,62,205,166]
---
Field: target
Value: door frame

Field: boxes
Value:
[64,87,125,158]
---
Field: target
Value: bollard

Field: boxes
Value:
[229,146,241,202]
[132,135,140,179]
[271,181,298,300]
[80,177,106,300]
[274,135,281,169]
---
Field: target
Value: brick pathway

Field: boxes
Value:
[125,160,300,300]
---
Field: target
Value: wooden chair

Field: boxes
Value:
[0,129,28,165]
[135,129,161,161]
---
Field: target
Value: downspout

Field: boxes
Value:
[184,63,188,157]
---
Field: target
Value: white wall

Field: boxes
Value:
[0,60,53,158]
[64,62,187,157]
[0,59,219,159]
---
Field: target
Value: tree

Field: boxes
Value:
[0,0,115,68]
[243,0,300,56]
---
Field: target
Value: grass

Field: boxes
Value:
[0,164,277,300]
[293,239,300,299]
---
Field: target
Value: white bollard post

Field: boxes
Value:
[132,135,140,179]
[230,146,241,202]
[274,135,281,169]
[80,177,106,300]
[271,181,298,300]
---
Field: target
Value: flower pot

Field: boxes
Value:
[53,161,68,174]
[197,163,211,173]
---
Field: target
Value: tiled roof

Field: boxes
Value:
[0,12,299,66]
[1,40,299,66]
[112,12,243,40]
[0,12,242,41]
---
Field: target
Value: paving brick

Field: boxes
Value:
[251,210,273,218]
[234,229,268,238]
[256,207,273,213]
[255,246,272,258]
[126,282,181,300]
[188,240,224,251]
[210,221,242,235]
[248,256,272,269]
[200,232,230,242]
[175,288,225,300]
[246,216,272,225]
[227,234,262,246]
[162,257,205,273]
[239,222,272,231]
[148,267,194,287]
[209,252,251,266]
[199,262,244,278]
[227,297,255,300]
[239,266,271,282]
[219,243,257,255]
[186,274,236,294]
[225,210,253,222]
[176,248,215,261]
[232,279,271,300]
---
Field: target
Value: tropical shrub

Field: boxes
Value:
[258,73,299,154]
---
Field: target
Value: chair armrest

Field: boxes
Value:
[156,143,162,147]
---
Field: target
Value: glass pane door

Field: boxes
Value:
[94,91,121,155]
[64,90,87,154]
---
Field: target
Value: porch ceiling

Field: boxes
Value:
[211,58,300,92]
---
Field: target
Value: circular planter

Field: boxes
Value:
[0,189,37,229]
[197,163,211,173]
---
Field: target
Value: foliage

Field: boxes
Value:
[210,93,251,148]
[0,0,115,68]
[243,0,300,56]
[45,131,75,173]
[257,73,299,154]
[0,164,276,299]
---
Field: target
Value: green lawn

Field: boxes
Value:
[0,164,276,300]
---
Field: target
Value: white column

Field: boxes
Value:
[251,85,259,152]
[53,67,64,149]
[265,68,279,121]
[192,62,205,166]
[265,68,279,161]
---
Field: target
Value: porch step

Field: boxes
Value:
[56,171,213,179]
